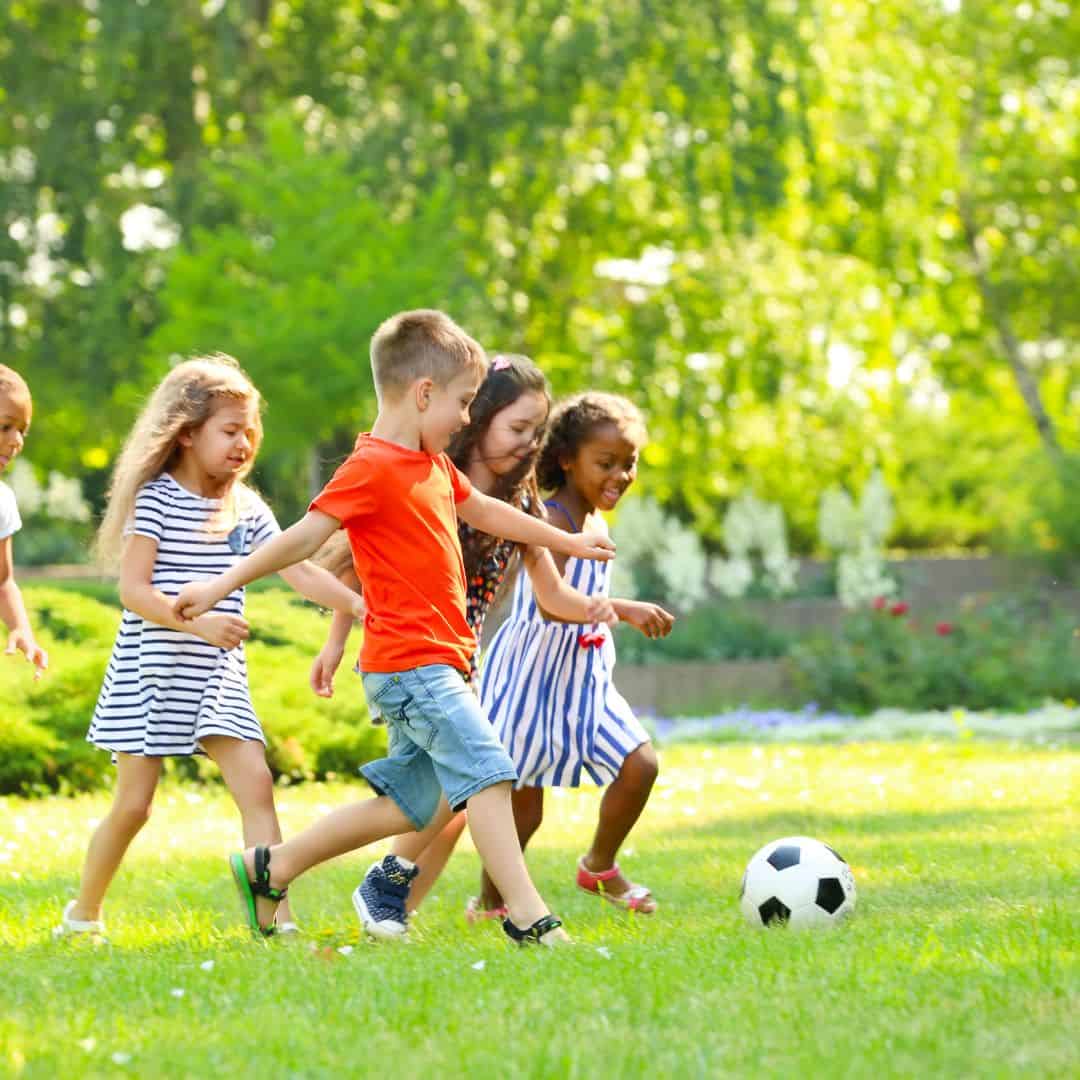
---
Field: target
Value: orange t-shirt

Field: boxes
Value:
[310,434,475,675]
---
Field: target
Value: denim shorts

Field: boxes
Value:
[359,664,517,830]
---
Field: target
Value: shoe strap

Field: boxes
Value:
[503,914,563,945]
[252,845,289,902]
[579,858,621,883]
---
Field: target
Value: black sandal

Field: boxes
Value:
[229,846,288,938]
[502,914,564,946]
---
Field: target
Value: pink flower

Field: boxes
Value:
[935,621,954,636]
[872,596,888,611]
[889,601,910,616]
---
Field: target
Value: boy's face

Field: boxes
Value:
[180,400,260,481]
[420,368,482,455]
[0,391,32,473]
[563,422,641,512]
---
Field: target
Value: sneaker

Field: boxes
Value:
[352,855,419,939]
[53,900,106,940]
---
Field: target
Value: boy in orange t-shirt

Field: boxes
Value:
[175,310,613,946]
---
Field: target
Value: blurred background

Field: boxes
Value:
[3,2,1079,785]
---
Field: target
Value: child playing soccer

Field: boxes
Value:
[174,313,615,946]
[0,365,47,677]
[309,354,619,935]
[477,392,674,916]
[56,355,360,938]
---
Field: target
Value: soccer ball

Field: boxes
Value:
[740,836,856,929]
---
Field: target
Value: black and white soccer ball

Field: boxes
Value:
[740,836,856,929]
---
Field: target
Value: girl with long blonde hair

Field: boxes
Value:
[57,355,360,939]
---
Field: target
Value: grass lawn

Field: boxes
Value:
[1,742,1077,1078]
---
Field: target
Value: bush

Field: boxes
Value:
[614,602,791,665]
[789,596,1080,713]
[2,584,384,795]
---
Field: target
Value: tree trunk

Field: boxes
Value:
[958,195,1061,459]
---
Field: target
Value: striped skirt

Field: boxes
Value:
[480,618,648,789]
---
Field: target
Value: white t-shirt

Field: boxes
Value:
[0,480,21,541]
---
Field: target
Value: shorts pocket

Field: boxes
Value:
[364,675,436,750]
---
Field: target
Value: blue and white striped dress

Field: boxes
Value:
[480,511,649,788]
[87,473,279,757]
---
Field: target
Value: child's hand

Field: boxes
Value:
[310,645,345,698]
[622,601,675,640]
[194,612,250,651]
[5,630,48,678]
[173,581,223,621]
[585,596,619,627]
[566,531,616,562]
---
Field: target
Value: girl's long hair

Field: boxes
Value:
[313,354,550,585]
[95,355,264,566]
[449,354,549,582]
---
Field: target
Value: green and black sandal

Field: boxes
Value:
[502,914,565,947]
[229,846,288,938]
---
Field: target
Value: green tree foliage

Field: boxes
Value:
[2,0,1077,548]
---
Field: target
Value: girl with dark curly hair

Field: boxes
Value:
[477,391,675,917]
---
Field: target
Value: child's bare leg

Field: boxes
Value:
[465,781,550,929]
[582,742,658,893]
[242,796,414,927]
[479,786,543,910]
[204,735,295,925]
[389,797,467,913]
[70,754,162,921]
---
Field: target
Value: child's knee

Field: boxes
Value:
[628,743,659,786]
[113,797,153,832]
[239,761,276,810]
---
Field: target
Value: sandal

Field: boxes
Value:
[576,857,656,914]
[229,846,288,938]
[502,914,567,947]
[464,896,509,924]
[52,900,107,940]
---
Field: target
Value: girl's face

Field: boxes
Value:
[180,400,259,480]
[0,392,31,473]
[563,422,640,512]
[478,391,549,477]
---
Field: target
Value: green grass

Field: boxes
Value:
[1,742,1077,1078]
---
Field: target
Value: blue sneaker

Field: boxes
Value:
[352,855,419,939]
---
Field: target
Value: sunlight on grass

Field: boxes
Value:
[1,742,1077,1077]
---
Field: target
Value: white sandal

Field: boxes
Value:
[53,900,106,938]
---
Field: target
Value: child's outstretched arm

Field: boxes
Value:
[524,547,618,627]
[278,560,364,619]
[310,566,364,698]
[458,491,615,562]
[0,535,47,676]
[119,535,250,651]
[173,511,358,621]
[611,597,676,640]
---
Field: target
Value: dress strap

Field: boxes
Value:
[544,499,580,533]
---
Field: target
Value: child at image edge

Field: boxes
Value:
[0,365,47,678]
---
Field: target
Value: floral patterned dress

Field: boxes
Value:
[460,520,516,684]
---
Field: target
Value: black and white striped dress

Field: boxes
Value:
[87,473,279,757]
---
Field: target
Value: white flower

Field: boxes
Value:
[120,203,180,252]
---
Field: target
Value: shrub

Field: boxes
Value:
[3,584,384,795]
[614,603,791,665]
[789,595,1080,713]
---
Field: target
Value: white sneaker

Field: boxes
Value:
[53,900,106,939]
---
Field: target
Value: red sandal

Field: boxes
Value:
[464,896,509,924]
[576,857,657,914]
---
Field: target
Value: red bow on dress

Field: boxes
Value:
[577,630,605,648]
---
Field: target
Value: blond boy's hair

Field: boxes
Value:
[370,309,487,400]
[0,365,31,406]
